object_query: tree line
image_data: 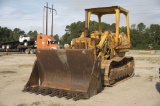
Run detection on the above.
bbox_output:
[0,27,38,42]
[0,21,160,49]
[60,21,160,50]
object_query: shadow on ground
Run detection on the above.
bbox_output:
[17,104,27,106]
[155,82,160,93]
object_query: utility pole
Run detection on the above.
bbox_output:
[44,2,57,36]
[44,2,48,35]
[51,4,54,36]
[42,6,45,48]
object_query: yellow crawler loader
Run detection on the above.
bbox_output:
[23,6,134,100]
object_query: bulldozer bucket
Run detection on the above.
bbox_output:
[23,49,101,100]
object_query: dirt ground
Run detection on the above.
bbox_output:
[0,50,160,106]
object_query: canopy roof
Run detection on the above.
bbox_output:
[85,6,128,15]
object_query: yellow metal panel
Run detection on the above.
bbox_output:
[87,11,91,29]
[98,15,102,32]
[115,9,120,43]
[126,13,130,44]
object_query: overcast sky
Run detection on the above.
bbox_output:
[0,0,160,36]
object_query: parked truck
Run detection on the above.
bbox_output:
[0,34,59,54]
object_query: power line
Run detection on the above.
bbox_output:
[0,3,160,22]
[0,8,159,19]
[43,2,57,35]
[0,3,160,13]
[0,8,160,18]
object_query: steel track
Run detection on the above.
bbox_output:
[101,56,134,86]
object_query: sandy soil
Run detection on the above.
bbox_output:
[0,50,160,106]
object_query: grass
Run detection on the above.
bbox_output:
[136,67,155,70]
[31,101,41,106]
[0,71,16,74]
[17,101,76,106]
[134,57,160,64]
[147,75,153,82]
[48,103,61,106]
[134,74,141,77]
[18,64,32,67]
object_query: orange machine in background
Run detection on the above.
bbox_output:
[37,34,59,49]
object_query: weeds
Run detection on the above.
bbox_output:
[18,64,32,67]
[31,101,41,106]
[137,67,155,70]
[147,75,153,82]
[48,103,61,106]
[47,103,75,106]
[0,71,16,74]
[134,74,140,77]
[22,101,72,106]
